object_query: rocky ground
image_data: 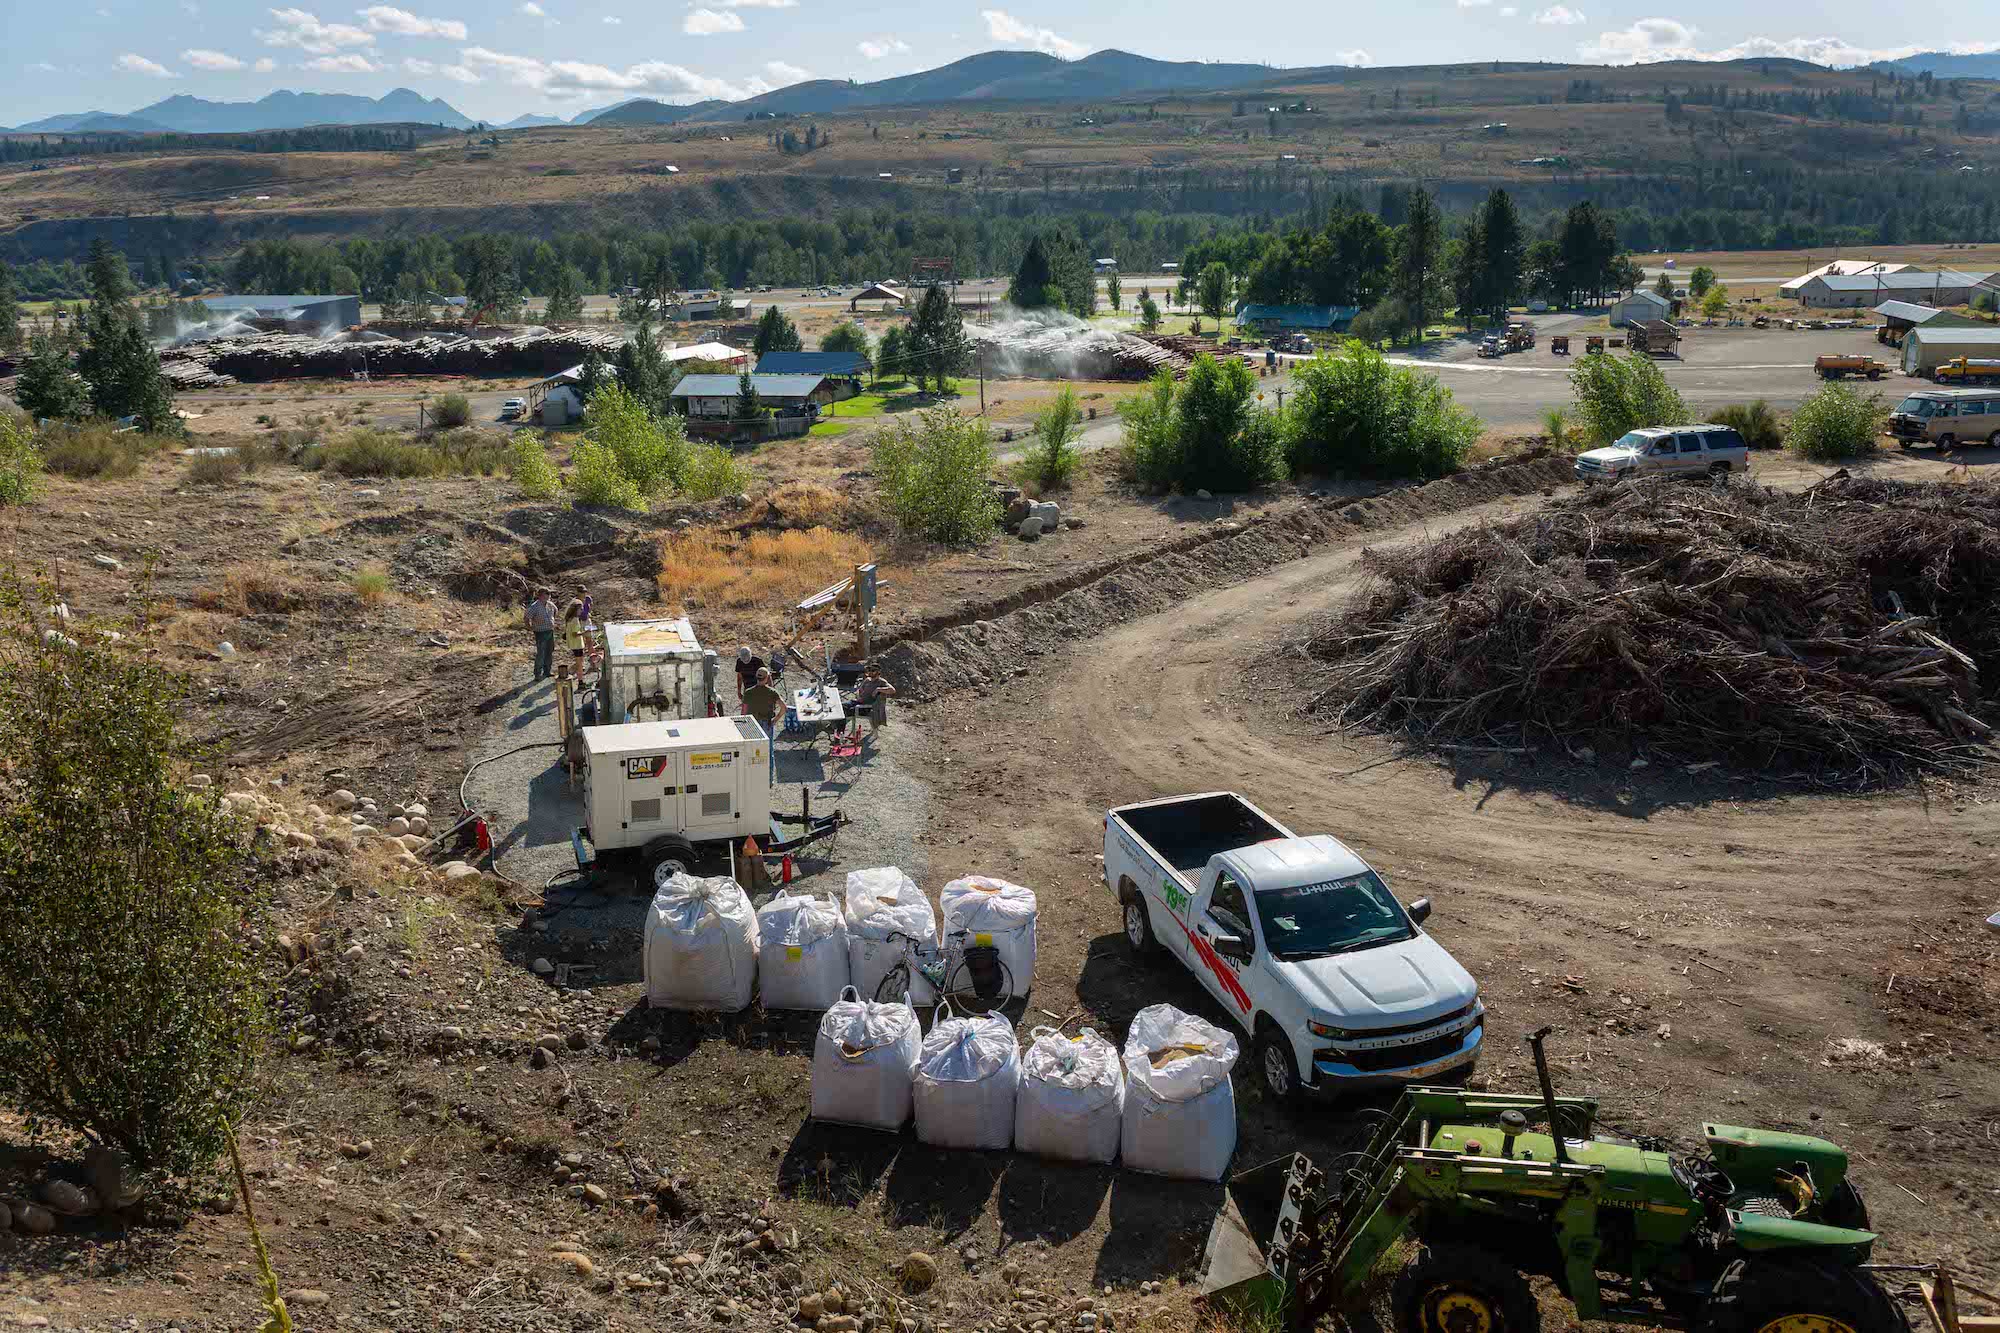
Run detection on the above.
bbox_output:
[1,433,1996,1333]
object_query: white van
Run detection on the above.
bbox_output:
[1886,388,2000,449]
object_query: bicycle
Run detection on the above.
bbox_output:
[873,928,1014,1014]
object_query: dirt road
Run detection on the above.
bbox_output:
[907,469,2000,1293]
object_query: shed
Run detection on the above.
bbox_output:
[1797,271,1993,309]
[1778,260,1909,298]
[1902,326,2000,376]
[1233,303,1358,332]
[1606,289,1672,326]
[1872,301,1984,341]
[668,373,833,418]
[201,293,362,331]
[849,282,906,310]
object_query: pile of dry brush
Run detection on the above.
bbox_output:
[1305,475,2000,786]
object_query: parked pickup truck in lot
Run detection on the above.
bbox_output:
[1103,792,1484,1102]
[1573,423,1749,483]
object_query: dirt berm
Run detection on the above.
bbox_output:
[879,454,1576,699]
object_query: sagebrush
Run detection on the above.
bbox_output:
[871,408,1000,544]
[1786,383,1886,462]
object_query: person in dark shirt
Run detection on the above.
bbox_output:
[734,644,763,701]
[741,668,786,786]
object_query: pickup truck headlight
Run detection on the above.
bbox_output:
[1308,1021,1356,1040]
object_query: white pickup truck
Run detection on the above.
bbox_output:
[1573,422,1750,483]
[1104,792,1484,1102]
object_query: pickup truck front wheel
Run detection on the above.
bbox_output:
[1255,1021,1301,1103]
[1121,894,1161,957]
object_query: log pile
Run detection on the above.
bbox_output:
[158,327,629,389]
[1302,475,2000,786]
[969,320,1189,381]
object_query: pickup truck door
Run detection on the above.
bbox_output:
[1643,439,1678,474]
[1675,433,1709,473]
[1184,866,1258,1021]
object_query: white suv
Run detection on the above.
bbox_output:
[1574,424,1750,483]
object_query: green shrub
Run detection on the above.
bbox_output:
[0,575,269,1176]
[430,392,472,429]
[187,451,243,486]
[1015,385,1083,493]
[586,380,684,495]
[871,408,1000,544]
[431,428,509,477]
[353,564,390,603]
[1568,352,1691,444]
[1711,400,1784,450]
[1284,341,1480,480]
[40,422,161,479]
[1541,405,1574,451]
[1786,383,1886,462]
[567,439,647,510]
[313,428,437,478]
[0,413,41,506]
[1120,356,1288,493]
[679,442,751,502]
[507,434,561,499]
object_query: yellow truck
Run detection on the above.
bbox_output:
[1813,353,1886,381]
[1933,357,2000,384]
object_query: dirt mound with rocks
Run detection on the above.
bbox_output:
[1300,474,2000,786]
[879,455,1575,699]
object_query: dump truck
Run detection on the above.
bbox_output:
[1816,353,1888,381]
[1933,357,2000,384]
[1505,321,1535,350]
[1550,335,1570,355]
[1200,1027,1917,1333]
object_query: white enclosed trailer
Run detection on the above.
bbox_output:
[597,618,721,724]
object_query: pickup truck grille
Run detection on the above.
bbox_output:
[1340,1021,1481,1073]
[1347,1001,1477,1043]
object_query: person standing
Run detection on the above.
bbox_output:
[741,666,786,787]
[854,660,897,746]
[734,645,764,702]
[526,587,557,681]
[561,600,588,680]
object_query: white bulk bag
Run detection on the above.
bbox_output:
[913,1003,1020,1151]
[843,867,938,1006]
[939,875,1038,999]
[1014,1026,1124,1165]
[756,892,851,1011]
[643,873,758,1012]
[810,987,921,1131]
[1120,1004,1239,1181]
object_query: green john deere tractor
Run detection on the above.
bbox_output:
[1201,1027,1909,1333]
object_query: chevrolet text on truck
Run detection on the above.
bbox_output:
[1103,792,1483,1102]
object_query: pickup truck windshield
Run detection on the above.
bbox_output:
[1609,431,1654,451]
[1255,872,1415,960]
[1895,398,1938,417]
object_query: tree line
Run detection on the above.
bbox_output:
[11,241,178,431]
[0,124,432,164]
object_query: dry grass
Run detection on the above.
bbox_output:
[748,481,862,531]
[192,564,313,616]
[656,526,873,614]
[353,563,391,605]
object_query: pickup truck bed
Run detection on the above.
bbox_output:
[1115,793,1284,883]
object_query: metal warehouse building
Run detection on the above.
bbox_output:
[201,294,362,330]
[1901,326,2000,376]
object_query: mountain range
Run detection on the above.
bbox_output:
[1872,50,2000,80]
[10,87,475,134]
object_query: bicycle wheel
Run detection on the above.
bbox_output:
[944,954,1015,1015]
[873,962,912,1005]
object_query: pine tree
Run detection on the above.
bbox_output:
[907,285,967,394]
[1107,269,1122,312]
[734,370,765,421]
[0,260,20,353]
[1009,236,1056,309]
[615,321,673,414]
[1395,189,1444,337]
[86,239,133,307]
[14,334,90,422]
[544,266,585,323]
[752,305,802,357]
[1475,188,1525,325]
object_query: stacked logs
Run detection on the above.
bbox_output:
[158,327,630,388]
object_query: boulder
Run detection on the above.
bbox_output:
[408,817,430,836]
[1029,500,1062,529]
[442,862,480,881]
[386,817,411,836]
[39,1180,98,1217]
[1017,516,1044,541]
[902,1251,938,1292]
[13,1202,56,1234]
[329,790,357,811]
[406,803,428,817]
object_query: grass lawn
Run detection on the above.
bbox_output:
[806,375,978,435]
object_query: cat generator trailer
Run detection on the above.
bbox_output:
[577,717,773,885]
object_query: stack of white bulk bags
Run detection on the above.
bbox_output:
[843,867,938,1005]
[938,875,1038,999]
[913,1003,1021,1151]
[756,892,850,1011]
[810,987,922,1130]
[643,873,758,1012]
[1119,1004,1239,1181]
[1014,1027,1124,1165]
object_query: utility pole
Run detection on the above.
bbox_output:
[977,344,986,417]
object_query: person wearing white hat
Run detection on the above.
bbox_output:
[733,644,763,702]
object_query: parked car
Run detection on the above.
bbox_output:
[500,397,528,419]
[1104,792,1484,1101]
[1886,388,2000,449]
[1573,423,1750,482]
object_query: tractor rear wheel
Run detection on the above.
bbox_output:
[1699,1256,1907,1333]
[1394,1241,1540,1333]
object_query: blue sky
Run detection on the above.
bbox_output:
[5,0,1992,124]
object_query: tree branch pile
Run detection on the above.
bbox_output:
[1303,475,2000,786]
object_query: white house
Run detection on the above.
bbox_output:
[1607,289,1673,326]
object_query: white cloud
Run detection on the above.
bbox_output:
[718,0,797,6]
[459,44,771,100]
[1579,22,2000,66]
[1499,5,1517,14]
[438,61,479,81]
[404,56,479,81]
[1336,49,1372,66]
[1456,0,1490,7]
[857,36,909,59]
[980,9,1085,59]
[117,53,176,77]
[182,48,247,69]
[302,52,381,72]
[602,13,619,20]
[1534,5,1585,24]
[259,8,375,53]
[30,61,61,72]
[254,56,277,71]
[359,6,468,38]
[765,59,811,83]
[518,1,543,12]
[683,7,744,34]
